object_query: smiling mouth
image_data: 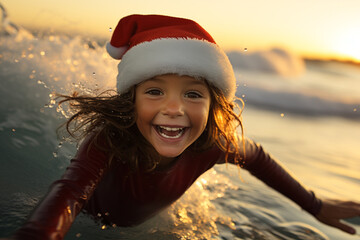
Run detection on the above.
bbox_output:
[156,125,186,139]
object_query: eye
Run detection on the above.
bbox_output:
[145,89,163,96]
[185,91,202,99]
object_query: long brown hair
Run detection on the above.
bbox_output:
[57,80,244,171]
[195,81,245,167]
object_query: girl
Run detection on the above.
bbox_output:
[10,14,360,239]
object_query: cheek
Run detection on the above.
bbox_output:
[135,96,152,120]
[136,105,148,120]
[135,105,152,129]
[192,105,210,129]
[135,100,150,131]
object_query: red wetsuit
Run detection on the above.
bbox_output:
[13,135,321,239]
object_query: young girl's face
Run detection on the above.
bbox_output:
[135,74,211,161]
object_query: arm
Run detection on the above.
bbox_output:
[12,134,109,240]
[226,137,360,235]
[237,138,322,215]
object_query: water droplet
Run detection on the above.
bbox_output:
[109,27,112,32]
[280,113,285,117]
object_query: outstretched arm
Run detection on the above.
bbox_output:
[223,137,360,235]
[11,133,109,240]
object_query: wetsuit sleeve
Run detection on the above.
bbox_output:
[222,137,322,216]
[12,134,109,240]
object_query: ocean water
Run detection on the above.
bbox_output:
[1,5,360,240]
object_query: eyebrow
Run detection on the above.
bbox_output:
[145,77,164,83]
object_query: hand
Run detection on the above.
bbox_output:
[315,199,360,235]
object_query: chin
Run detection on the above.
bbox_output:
[156,148,185,158]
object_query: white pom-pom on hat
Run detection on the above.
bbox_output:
[105,43,128,60]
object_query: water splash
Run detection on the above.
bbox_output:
[0,7,117,120]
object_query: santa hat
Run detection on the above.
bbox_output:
[106,14,236,100]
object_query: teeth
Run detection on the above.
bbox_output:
[160,126,183,131]
[157,126,185,139]
[159,131,183,139]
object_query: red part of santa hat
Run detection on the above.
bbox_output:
[106,14,236,100]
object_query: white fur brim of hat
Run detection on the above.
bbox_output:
[109,38,236,100]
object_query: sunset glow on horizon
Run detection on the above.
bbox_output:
[2,0,360,63]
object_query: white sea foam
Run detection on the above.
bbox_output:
[227,48,306,77]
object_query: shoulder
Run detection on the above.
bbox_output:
[75,131,110,167]
[214,137,265,166]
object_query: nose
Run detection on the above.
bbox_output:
[161,96,184,117]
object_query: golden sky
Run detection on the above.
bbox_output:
[3,0,360,62]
